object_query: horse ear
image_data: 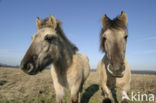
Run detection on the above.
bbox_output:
[49,14,57,29]
[102,14,110,28]
[36,17,41,30]
[119,11,127,26]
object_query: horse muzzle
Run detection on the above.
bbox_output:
[107,64,125,77]
[20,61,39,75]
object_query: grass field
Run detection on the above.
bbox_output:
[0,67,156,103]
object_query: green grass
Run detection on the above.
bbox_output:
[0,67,156,103]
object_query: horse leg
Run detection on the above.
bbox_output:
[102,83,113,103]
[78,81,84,103]
[53,82,64,103]
[111,89,118,103]
[70,82,81,103]
[71,87,80,103]
[78,92,81,103]
[51,68,65,103]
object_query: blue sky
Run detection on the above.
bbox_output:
[0,0,156,70]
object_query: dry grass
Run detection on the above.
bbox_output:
[0,67,156,103]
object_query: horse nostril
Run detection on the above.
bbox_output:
[27,63,34,73]
[20,62,34,73]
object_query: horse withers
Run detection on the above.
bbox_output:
[20,14,90,103]
[97,11,131,103]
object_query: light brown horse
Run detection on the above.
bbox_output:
[20,14,90,103]
[97,11,131,103]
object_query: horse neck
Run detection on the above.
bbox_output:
[54,46,74,71]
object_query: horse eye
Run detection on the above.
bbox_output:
[45,35,58,43]
[124,35,128,40]
[103,37,106,41]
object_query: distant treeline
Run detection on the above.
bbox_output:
[131,70,156,75]
[0,63,19,68]
[91,69,156,75]
[90,69,156,75]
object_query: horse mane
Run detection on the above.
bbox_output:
[56,21,79,54]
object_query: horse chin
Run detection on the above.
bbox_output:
[109,72,124,78]
[24,67,38,75]
[112,74,124,78]
[26,66,45,75]
[27,71,38,75]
